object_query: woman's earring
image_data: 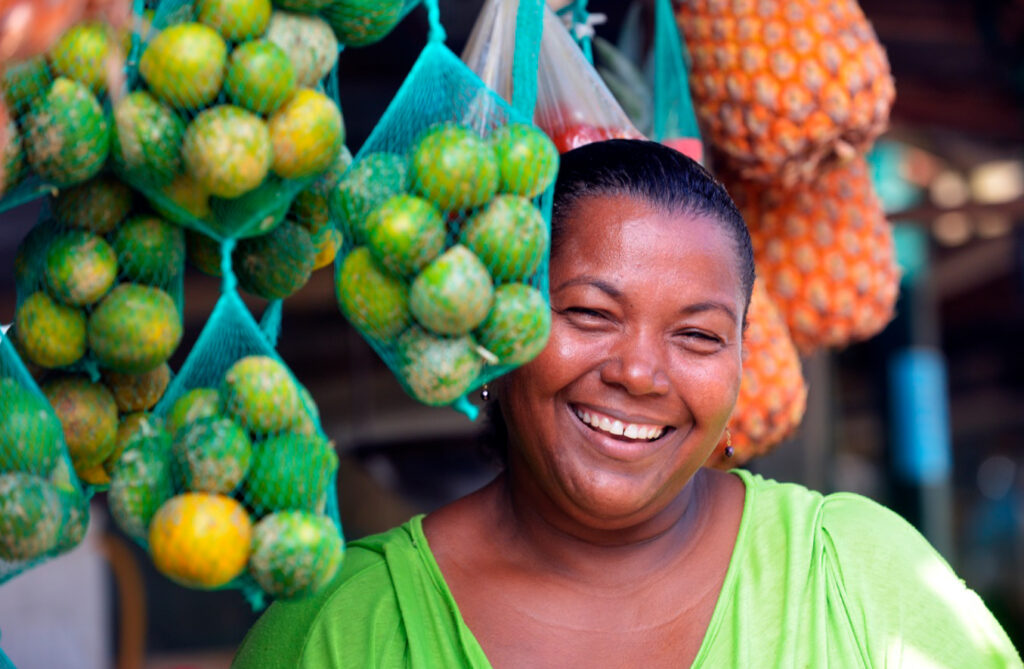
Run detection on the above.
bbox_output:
[724,428,734,459]
[480,384,491,401]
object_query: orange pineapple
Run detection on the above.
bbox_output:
[676,0,894,184]
[707,279,806,468]
[726,157,900,355]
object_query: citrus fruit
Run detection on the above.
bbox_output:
[48,22,116,95]
[410,244,494,336]
[236,220,315,300]
[474,283,550,366]
[196,0,271,41]
[88,283,183,374]
[323,0,403,47]
[182,105,272,199]
[311,227,341,270]
[53,175,133,234]
[14,220,56,292]
[207,177,292,239]
[165,388,222,437]
[243,432,337,515]
[222,356,304,435]
[225,40,295,114]
[111,216,185,286]
[24,77,110,186]
[0,378,63,476]
[265,11,338,87]
[268,89,344,180]
[397,327,483,406]
[365,195,445,277]
[185,230,222,277]
[330,152,407,244]
[77,461,110,486]
[3,56,51,116]
[461,195,548,282]
[274,0,334,12]
[249,511,344,599]
[335,246,410,340]
[411,124,498,211]
[0,119,24,197]
[42,375,119,471]
[151,174,213,226]
[108,429,173,541]
[43,231,118,307]
[53,488,90,553]
[103,363,172,413]
[14,292,87,369]
[111,91,186,187]
[490,123,558,199]
[139,23,227,109]
[105,412,164,474]
[0,473,62,561]
[148,493,252,589]
[291,144,353,234]
[173,416,252,494]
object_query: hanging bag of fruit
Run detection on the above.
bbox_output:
[463,0,642,155]
[11,191,184,490]
[0,330,90,585]
[332,0,557,419]
[107,246,344,609]
[0,7,129,213]
[649,0,702,163]
[115,0,345,242]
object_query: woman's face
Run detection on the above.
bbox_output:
[500,193,745,529]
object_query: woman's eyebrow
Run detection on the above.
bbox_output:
[551,276,622,297]
[680,301,738,324]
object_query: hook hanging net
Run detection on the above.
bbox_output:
[332,0,557,419]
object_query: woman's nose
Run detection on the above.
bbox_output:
[599,333,671,396]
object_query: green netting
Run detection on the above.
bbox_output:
[0,329,90,586]
[0,15,132,214]
[332,0,556,420]
[109,248,344,608]
[11,183,184,489]
[555,0,595,63]
[116,0,346,240]
[0,634,13,669]
[323,0,414,48]
[651,0,702,161]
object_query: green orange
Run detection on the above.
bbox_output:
[111,91,186,187]
[165,388,222,437]
[0,378,63,476]
[265,11,338,87]
[110,216,185,286]
[103,363,172,413]
[108,429,173,541]
[474,283,550,366]
[249,511,344,599]
[48,22,116,95]
[268,89,344,180]
[490,123,558,198]
[88,283,183,374]
[410,245,494,336]
[0,473,62,561]
[236,221,315,300]
[225,40,295,114]
[330,152,407,244]
[335,246,410,340]
[42,375,119,471]
[139,23,227,109]
[15,292,87,369]
[222,356,304,435]
[182,105,272,199]
[53,175,133,235]
[411,124,498,211]
[43,231,119,307]
[24,77,110,186]
[460,195,549,282]
[323,0,403,47]
[365,195,445,277]
[397,327,483,406]
[196,0,271,41]
[243,432,337,515]
[173,417,252,494]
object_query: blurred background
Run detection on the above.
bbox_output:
[1,0,1023,666]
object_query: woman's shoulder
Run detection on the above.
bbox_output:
[231,519,423,668]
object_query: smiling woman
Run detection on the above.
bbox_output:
[232,141,1021,668]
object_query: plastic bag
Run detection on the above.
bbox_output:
[107,248,343,607]
[0,330,90,585]
[11,183,184,487]
[463,1,642,155]
[116,0,345,240]
[332,0,556,419]
[0,16,130,214]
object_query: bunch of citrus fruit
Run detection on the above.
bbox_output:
[334,121,557,406]
[118,1,346,237]
[107,354,343,598]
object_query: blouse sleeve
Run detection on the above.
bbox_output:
[819,493,1022,668]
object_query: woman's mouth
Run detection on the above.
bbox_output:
[572,405,670,442]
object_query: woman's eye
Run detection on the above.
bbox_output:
[566,307,605,319]
[678,330,723,349]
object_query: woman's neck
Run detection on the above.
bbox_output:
[483,466,716,588]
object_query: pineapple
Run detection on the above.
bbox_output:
[726,157,900,355]
[677,0,894,184]
[707,280,807,468]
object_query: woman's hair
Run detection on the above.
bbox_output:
[551,139,755,308]
[482,139,755,466]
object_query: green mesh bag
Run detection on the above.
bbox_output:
[11,182,184,488]
[115,0,345,240]
[332,0,556,419]
[0,16,131,214]
[321,0,420,48]
[109,246,344,608]
[0,329,90,586]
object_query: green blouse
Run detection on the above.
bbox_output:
[232,470,1022,667]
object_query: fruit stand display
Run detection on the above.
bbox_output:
[0,0,905,650]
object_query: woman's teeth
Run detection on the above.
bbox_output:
[573,407,666,441]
